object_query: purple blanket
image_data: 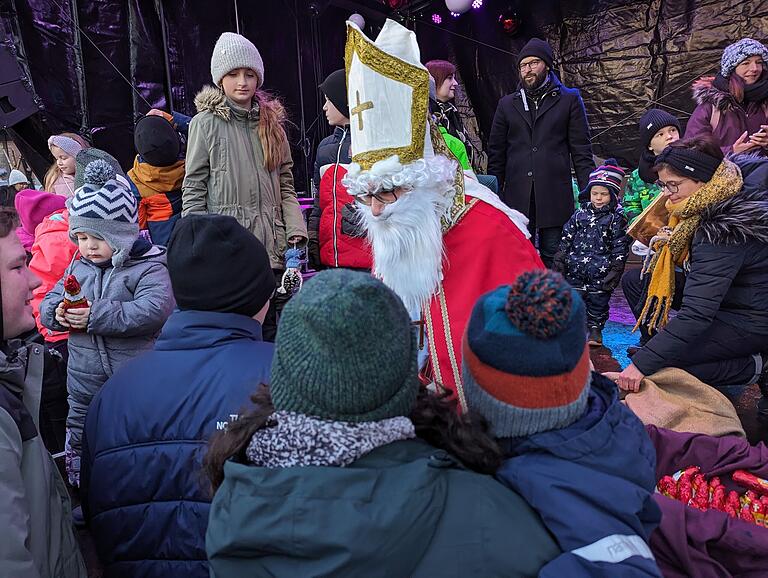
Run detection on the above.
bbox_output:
[646,426,768,577]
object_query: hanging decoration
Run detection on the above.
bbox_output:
[445,0,473,14]
[349,13,366,29]
[498,5,522,37]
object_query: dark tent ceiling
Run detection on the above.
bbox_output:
[1,0,767,190]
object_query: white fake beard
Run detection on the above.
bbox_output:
[359,186,453,313]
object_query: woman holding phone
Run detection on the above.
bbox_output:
[685,38,768,155]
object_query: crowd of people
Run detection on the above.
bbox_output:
[0,15,767,578]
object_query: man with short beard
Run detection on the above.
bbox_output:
[344,19,543,409]
[488,38,594,268]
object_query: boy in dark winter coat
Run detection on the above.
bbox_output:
[308,69,371,270]
[554,159,630,345]
[128,111,190,246]
[624,109,681,223]
[463,270,662,578]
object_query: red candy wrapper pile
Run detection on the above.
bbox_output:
[656,467,768,527]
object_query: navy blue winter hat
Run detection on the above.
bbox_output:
[579,158,625,203]
[517,38,553,69]
[638,109,680,151]
[167,214,275,317]
[654,146,721,183]
[462,269,591,438]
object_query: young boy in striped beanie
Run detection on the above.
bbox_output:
[39,156,175,486]
[552,159,630,346]
[462,269,662,576]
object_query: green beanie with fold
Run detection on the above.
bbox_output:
[270,269,419,422]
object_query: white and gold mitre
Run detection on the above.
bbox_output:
[345,19,433,171]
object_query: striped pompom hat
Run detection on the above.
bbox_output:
[68,159,139,267]
[578,158,625,204]
[462,269,591,438]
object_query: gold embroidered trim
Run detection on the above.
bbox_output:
[429,119,466,231]
[436,282,466,412]
[445,198,477,232]
[345,26,429,170]
[424,303,443,387]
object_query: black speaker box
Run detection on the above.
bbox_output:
[0,43,39,129]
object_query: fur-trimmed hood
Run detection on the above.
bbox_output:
[194,85,232,120]
[698,154,768,245]
[692,82,738,112]
[193,85,287,125]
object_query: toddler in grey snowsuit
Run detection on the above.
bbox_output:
[41,158,175,486]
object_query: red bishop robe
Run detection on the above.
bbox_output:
[423,197,544,410]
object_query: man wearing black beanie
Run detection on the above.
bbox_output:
[488,37,595,268]
[81,214,275,577]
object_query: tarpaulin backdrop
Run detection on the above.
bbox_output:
[2,0,768,191]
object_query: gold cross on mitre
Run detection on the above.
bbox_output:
[345,18,429,171]
[351,91,374,130]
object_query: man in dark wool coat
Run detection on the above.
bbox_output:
[488,38,595,268]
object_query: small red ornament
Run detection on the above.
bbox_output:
[63,275,88,311]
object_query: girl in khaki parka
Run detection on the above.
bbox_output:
[183,32,307,340]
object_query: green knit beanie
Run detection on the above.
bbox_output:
[270,269,419,422]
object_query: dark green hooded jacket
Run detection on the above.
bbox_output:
[206,439,559,577]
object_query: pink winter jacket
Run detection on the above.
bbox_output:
[29,209,76,342]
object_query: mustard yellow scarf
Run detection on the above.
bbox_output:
[634,160,742,333]
[128,158,185,198]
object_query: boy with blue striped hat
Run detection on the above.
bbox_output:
[553,159,631,345]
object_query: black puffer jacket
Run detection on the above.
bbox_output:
[632,155,768,375]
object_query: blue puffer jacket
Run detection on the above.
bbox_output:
[496,373,663,577]
[81,310,273,578]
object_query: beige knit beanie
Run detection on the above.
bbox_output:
[210,32,265,88]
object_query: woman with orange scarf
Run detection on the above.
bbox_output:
[617,137,768,415]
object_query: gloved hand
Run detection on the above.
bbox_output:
[551,251,567,274]
[601,266,625,292]
[307,232,322,271]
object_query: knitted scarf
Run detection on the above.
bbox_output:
[634,160,743,333]
[127,158,185,198]
[246,411,415,468]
